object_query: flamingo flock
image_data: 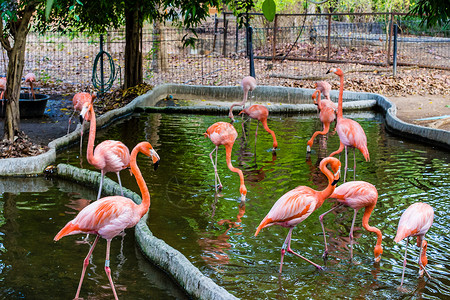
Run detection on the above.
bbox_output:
[54,69,435,299]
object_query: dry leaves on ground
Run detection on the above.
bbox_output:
[0,131,49,159]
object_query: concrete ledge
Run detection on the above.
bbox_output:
[56,163,238,300]
[1,84,448,177]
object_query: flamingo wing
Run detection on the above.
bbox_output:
[255,186,317,235]
[54,196,140,241]
[331,181,377,209]
[94,140,131,172]
[394,202,434,242]
[205,122,237,146]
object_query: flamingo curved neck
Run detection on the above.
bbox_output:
[261,120,278,149]
[362,205,383,248]
[225,144,247,197]
[86,106,101,167]
[130,147,150,217]
[317,164,336,208]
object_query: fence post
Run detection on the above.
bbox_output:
[387,12,394,66]
[248,26,255,77]
[327,14,331,61]
[272,14,278,62]
[223,13,228,56]
[393,24,398,76]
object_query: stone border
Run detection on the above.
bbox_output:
[1,83,449,176]
[56,163,238,300]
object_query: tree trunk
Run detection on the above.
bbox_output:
[124,2,143,89]
[2,5,35,141]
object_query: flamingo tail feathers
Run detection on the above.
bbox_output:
[54,222,80,241]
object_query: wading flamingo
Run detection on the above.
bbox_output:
[54,141,160,300]
[327,67,369,181]
[81,102,130,200]
[319,181,382,262]
[306,89,337,153]
[24,72,36,100]
[239,104,278,151]
[394,202,434,286]
[204,122,247,202]
[254,157,341,273]
[229,76,257,122]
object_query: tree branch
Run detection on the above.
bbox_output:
[0,19,13,52]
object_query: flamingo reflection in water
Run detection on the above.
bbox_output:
[198,198,246,269]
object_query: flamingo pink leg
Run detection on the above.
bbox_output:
[319,203,343,260]
[75,235,100,299]
[400,237,409,286]
[279,227,323,273]
[116,171,124,196]
[349,209,359,260]
[105,239,119,300]
[209,146,223,191]
[255,120,259,146]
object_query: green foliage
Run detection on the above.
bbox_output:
[408,0,450,28]
[262,0,276,22]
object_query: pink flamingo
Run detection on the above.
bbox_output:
[67,92,95,134]
[54,141,160,300]
[315,81,332,102]
[327,67,370,181]
[306,88,337,153]
[81,102,131,200]
[254,157,341,273]
[229,76,257,122]
[239,104,278,151]
[24,73,36,100]
[204,121,247,202]
[319,181,383,262]
[394,202,434,286]
[0,77,6,113]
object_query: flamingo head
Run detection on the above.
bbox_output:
[326,67,343,76]
[80,102,93,122]
[312,90,320,105]
[419,240,428,273]
[240,185,247,203]
[374,244,383,263]
[320,157,341,185]
[138,142,160,171]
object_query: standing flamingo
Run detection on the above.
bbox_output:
[319,181,383,262]
[0,77,6,100]
[327,67,370,181]
[24,72,36,100]
[54,141,160,300]
[81,102,130,200]
[394,202,434,286]
[204,121,247,202]
[239,104,278,151]
[229,76,257,122]
[67,92,95,134]
[254,157,341,273]
[306,89,337,153]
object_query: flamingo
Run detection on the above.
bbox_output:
[306,89,337,153]
[319,181,383,262]
[315,81,332,102]
[394,202,434,286]
[229,76,257,122]
[67,92,95,135]
[327,67,370,181]
[204,121,247,202]
[254,157,341,273]
[54,141,160,300]
[81,102,131,200]
[24,72,36,100]
[0,77,6,113]
[239,104,278,151]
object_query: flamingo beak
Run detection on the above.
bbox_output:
[332,167,341,185]
[150,149,160,171]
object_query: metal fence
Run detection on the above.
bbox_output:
[0,12,448,92]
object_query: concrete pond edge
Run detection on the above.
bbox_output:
[56,163,238,300]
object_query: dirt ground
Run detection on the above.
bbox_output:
[389,94,450,131]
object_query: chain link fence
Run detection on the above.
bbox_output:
[0,13,448,92]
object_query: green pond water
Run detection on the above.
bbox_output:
[1,110,450,299]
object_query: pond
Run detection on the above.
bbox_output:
[3,109,450,299]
